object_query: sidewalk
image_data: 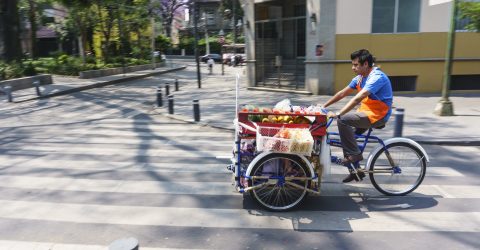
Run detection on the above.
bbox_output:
[2,62,479,145]
[3,65,186,103]
[156,65,480,146]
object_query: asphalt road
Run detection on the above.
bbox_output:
[0,73,479,250]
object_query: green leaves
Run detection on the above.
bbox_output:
[459,1,480,32]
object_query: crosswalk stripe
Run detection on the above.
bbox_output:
[0,176,237,195]
[4,143,229,154]
[2,127,232,137]
[328,165,464,176]
[0,240,190,250]
[2,138,233,146]
[0,159,229,173]
[0,175,478,198]
[0,200,478,232]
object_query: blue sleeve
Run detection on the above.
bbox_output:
[348,76,360,89]
[363,73,385,93]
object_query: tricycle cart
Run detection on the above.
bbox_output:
[230,110,328,211]
[229,75,429,211]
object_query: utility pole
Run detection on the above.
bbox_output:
[150,1,156,70]
[434,0,457,116]
[232,0,237,44]
[116,6,126,75]
[193,0,202,88]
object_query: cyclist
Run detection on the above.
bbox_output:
[322,49,393,183]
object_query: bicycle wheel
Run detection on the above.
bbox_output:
[369,142,427,196]
[248,153,311,211]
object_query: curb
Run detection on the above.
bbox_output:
[13,66,187,103]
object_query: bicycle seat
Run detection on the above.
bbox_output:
[374,124,385,129]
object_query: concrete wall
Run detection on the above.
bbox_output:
[0,74,52,92]
[305,0,337,94]
[244,0,256,87]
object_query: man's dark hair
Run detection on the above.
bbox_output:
[351,49,375,67]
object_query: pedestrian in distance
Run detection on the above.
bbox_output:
[207,58,214,75]
[231,55,236,67]
[321,49,393,183]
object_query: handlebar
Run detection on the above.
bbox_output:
[320,107,335,129]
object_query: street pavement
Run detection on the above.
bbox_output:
[4,60,478,145]
[0,60,479,249]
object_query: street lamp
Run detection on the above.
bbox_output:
[193,0,201,88]
[201,13,210,55]
[219,29,225,75]
[434,0,457,116]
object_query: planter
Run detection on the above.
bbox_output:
[79,62,166,79]
[0,74,52,92]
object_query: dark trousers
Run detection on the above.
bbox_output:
[337,112,386,157]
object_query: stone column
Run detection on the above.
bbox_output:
[243,0,256,87]
[305,0,336,95]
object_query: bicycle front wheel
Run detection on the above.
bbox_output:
[369,142,427,196]
[248,153,311,211]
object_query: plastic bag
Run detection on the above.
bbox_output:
[274,99,292,112]
[319,135,331,178]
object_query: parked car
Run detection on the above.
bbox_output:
[200,54,222,63]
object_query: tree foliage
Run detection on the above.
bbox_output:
[459,1,480,31]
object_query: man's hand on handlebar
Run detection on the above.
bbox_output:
[327,111,338,119]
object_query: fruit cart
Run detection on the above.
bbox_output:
[230,108,328,211]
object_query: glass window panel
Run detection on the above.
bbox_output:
[397,0,420,32]
[372,0,396,33]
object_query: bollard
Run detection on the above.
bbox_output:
[193,99,200,122]
[165,83,170,96]
[33,80,41,96]
[168,95,174,114]
[108,237,139,250]
[174,79,179,91]
[3,85,13,102]
[393,108,405,137]
[156,87,163,107]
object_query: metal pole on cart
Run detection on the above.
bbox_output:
[234,73,241,188]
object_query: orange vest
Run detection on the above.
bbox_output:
[356,76,389,124]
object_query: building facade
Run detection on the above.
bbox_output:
[242,0,480,94]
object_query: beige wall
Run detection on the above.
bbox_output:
[334,32,480,93]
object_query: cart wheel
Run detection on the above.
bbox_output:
[248,153,311,211]
[368,142,427,196]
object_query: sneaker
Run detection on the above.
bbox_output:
[342,169,366,183]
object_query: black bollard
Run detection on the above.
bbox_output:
[393,108,405,137]
[193,99,200,122]
[3,85,13,102]
[156,87,163,107]
[165,83,170,96]
[168,95,174,114]
[33,80,41,96]
[108,237,139,250]
[175,79,179,91]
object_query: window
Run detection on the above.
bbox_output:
[372,0,421,33]
[389,76,417,91]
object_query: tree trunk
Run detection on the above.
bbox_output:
[78,35,85,64]
[28,0,37,58]
[2,0,23,62]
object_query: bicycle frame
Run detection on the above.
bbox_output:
[325,118,396,172]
